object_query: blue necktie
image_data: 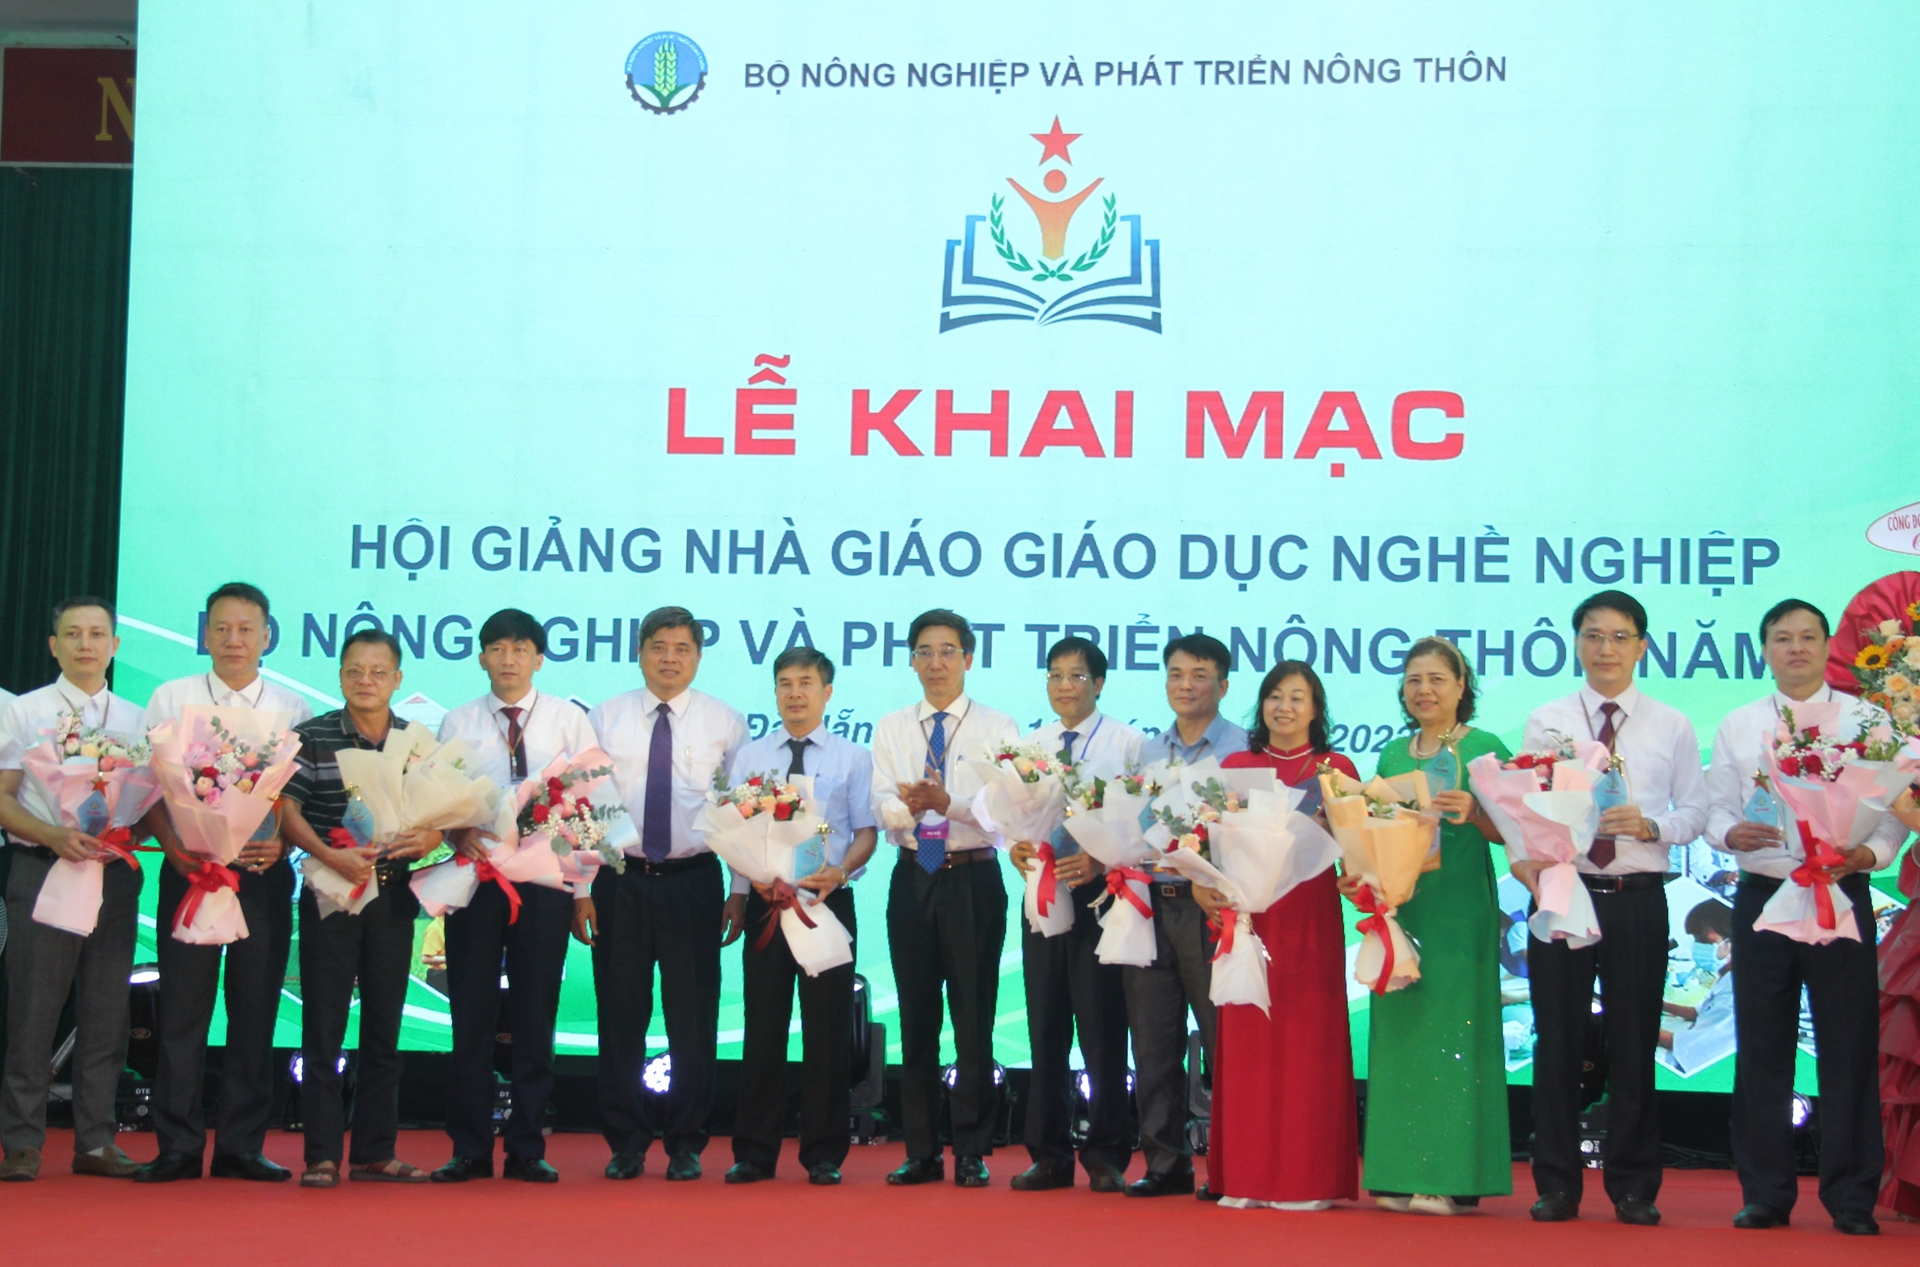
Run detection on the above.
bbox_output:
[642,704,673,862]
[1058,729,1079,764]
[916,711,950,874]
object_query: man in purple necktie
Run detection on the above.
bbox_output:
[581,607,746,1182]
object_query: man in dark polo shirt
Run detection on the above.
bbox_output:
[278,628,440,1188]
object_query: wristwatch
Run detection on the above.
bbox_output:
[1643,818,1661,843]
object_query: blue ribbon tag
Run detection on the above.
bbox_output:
[76,787,110,838]
[1049,823,1079,857]
[1423,747,1460,795]
[1592,768,1631,813]
[248,805,279,843]
[1293,781,1324,817]
[1744,783,1782,829]
[792,830,826,883]
[341,796,377,847]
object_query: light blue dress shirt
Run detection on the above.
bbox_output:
[726,724,878,889]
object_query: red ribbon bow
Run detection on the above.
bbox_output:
[456,854,522,924]
[1208,908,1239,962]
[1789,819,1845,932]
[1104,867,1153,919]
[752,879,818,951]
[328,827,372,900]
[1349,885,1397,995]
[95,826,159,870]
[175,858,240,933]
[1034,842,1059,917]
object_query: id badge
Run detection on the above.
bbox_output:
[1592,767,1631,814]
[914,817,949,845]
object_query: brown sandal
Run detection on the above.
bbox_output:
[349,1159,430,1183]
[300,1160,340,1188]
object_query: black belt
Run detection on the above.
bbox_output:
[10,843,56,861]
[628,852,720,877]
[1738,870,1867,895]
[1157,882,1193,899]
[908,847,996,871]
[1580,871,1666,894]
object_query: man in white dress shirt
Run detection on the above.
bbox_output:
[580,606,745,1182]
[136,583,314,1184]
[871,609,1021,1188]
[429,609,597,1185]
[1705,598,1906,1236]
[0,597,152,1181]
[1517,591,1709,1227]
[1007,636,1142,1193]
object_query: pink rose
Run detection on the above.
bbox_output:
[241,752,259,769]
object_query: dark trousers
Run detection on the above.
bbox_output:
[1528,881,1667,1205]
[1,851,139,1154]
[733,885,857,1171]
[591,854,723,1160]
[1731,872,1882,1218]
[297,881,417,1165]
[1122,884,1216,1178]
[1023,879,1132,1174]
[888,851,1007,1159]
[444,878,571,1161]
[152,857,294,1159]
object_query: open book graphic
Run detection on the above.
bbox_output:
[940,214,1162,332]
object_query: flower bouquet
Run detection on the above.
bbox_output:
[969,741,1075,938]
[1319,767,1441,993]
[146,706,301,943]
[1851,609,1920,738]
[1062,766,1163,967]
[301,723,430,918]
[24,713,163,937]
[1755,702,1908,944]
[694,772,851,976]
[1469,734,1613,950]
[1143,763,1342,1012]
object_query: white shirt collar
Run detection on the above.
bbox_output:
[778,722,825,744]
[1579,682,1642,719]
[54,675,110,717]
[916,694,970,722]
[208,671,267,707]
[1053,709,1102,734]
[641,687,692,718]
[490,687,539,716]
[1771,684,1834,710]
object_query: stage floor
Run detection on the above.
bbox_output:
[4,1131,1914,1265]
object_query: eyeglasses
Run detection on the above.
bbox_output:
[1578,631,1643,648]
[1047,673,1092,686]
[912,646,964,664]
[342,668,394,684]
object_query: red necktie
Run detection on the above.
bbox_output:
[1590,701,1620,868]
[502,705,528,781]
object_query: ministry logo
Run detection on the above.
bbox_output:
[625,32,708,114]
[940,118,1162,333]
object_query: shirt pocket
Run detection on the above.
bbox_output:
[680,730,733,788]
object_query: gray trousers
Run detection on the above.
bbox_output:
[1122,884,1216,1177]
[2,849,139,1154]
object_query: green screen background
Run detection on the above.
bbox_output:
[110,1,1920,1093]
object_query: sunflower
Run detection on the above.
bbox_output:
[1857,644,1893,670]
[1907,600,1920,622]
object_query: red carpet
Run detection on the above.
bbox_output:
[4,1131,1916,1265]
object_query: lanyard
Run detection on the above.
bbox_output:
[1583,695,1631,754]
[206,672,262,707]
[1060,714,1103,760]
[920,700,971,779]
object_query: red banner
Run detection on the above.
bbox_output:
[1,47,136,166]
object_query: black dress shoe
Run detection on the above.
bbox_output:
[503,1155,559,1183]
[1531,1194,1579,1222]
[604,1151,645,1181]
[1086,1163,1124,1194]
[1833,1212,1880,1236]
[955,1156,990,1187]
[887,1156,944,1185]
[209,1152,290,1182]
[1733,1203,1791,1229]
[1010,1163,1073,1191]
[1126,1171,1195,1197]
[1196,1182,1221,1202]
[665,1153,702,1181]
[133,1152,203,1184]
[430,1155,493,1183]
[725,1161,774,1184]
[808,1163,841,1186]
[1615,1197,1661,1226]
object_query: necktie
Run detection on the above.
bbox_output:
[1058,729,1080,765]
[502,705,528,781]
[917,711,950,874]
[786,737,809,779]
[642,704,673,862]
[1590,701,1620,869]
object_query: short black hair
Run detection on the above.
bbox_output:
[1684,898,1734,942]
[1400,635,1477,725]
[206,582,271,624]
[51,595,116,633]
[773,646,835,685]
[908,608,974,655]
[1163,632,1231,677]
[1759,598,1828,641]
[1046,635,1107,681]
[479,608,546,655]
[342,626,403,667]
[1572,589,1647,638]
[638,605,701,648]
[1247,660,1332,753]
